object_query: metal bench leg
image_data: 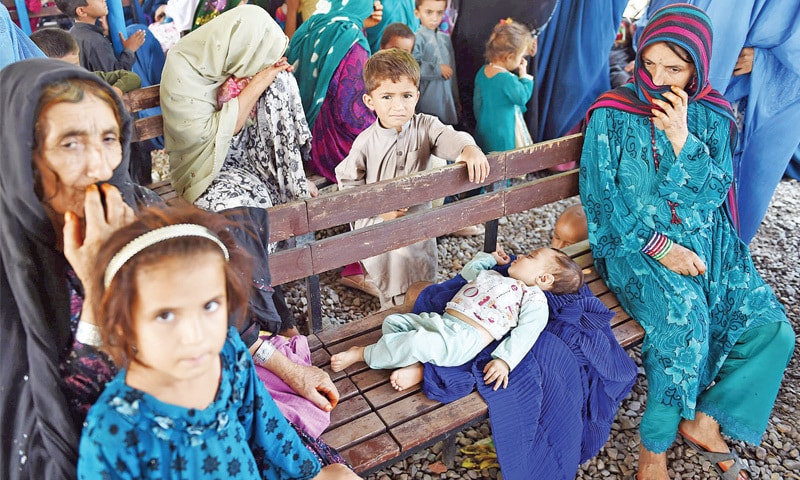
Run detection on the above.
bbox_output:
[306,274,323,333]
[294,232,323,334]
[442,435,457,469]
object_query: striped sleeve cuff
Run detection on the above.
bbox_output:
[641,232,673,260]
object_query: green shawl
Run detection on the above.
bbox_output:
[287,0,373,129]
[160,5,288,203]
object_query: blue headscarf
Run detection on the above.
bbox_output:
[0,3,45,70]
[535,0,627,140]
[287,0,374,129]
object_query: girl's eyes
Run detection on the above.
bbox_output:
[403,94,414,99]
[204,300,221,312]
[156,311,175,322]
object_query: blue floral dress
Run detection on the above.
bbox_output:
[78,327,321,479]
[579,104,787,423]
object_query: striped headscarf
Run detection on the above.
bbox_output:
[585,3,739,227]
[587,3,735,130]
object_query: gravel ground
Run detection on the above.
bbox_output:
[283,178,800,480]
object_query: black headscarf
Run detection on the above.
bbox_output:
[0,59,140,479]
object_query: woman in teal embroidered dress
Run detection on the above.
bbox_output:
[580,5,794,480]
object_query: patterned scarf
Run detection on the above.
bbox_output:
[287,0,374,129]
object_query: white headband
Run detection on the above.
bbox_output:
[104,224,230,288]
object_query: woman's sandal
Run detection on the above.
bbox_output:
[680,430,750,480]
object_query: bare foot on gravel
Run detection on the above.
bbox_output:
[637,444,670,480]
[330,346,365,372]
[390,363,424,391]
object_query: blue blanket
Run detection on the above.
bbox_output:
[416,273,637,480]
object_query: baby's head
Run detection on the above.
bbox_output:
[380,22,415,53]
[29,28,81,65]
[507,247,584,294]
[90,205,252,366]
[551,204,588,249]
[362,48,421,132]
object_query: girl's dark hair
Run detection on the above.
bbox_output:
[484,19,533,63]
[380,22,415,49]
[90,205,253,366]
[549,248,585,295]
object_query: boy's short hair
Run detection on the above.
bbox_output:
[29,28,79,58]
[379,22,415,50]
[548,248,585,295]
[363,48,421,93]
[415,0,446,8]
[54,0,88,19]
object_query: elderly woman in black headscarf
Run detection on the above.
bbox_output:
[0,59,351,479]
[0,58,155,479]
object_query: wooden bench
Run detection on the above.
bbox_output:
[123,86,644,475]
[267,135,644,474]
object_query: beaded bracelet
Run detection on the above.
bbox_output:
[75,321,103,347]
[253,339,276,366]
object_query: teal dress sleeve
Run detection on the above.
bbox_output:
[579,107,658,256]
[580,107,735,258]
[495,72,534,110]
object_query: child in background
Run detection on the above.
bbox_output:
[551,204,588,249]
[55,0,146,73]
[412,0,458,125]
[330,246,584,392]
[78,205,358,479]
[29,27,141,97]
[473,18,535,153]
[335,48,489,310]
[380,21,415,52]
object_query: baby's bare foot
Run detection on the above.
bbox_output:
[390,363,424,391]
[330,346,365,372]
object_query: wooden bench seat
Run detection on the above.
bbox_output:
[305,240,643,474]
[126,85,644,475]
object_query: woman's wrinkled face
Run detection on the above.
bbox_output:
[640,41,696,89]
[33,94,122,218]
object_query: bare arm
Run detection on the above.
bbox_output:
[233,58,292,134]
[249,338,339,411]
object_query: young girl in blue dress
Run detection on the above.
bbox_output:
[473,18,536,153]
[77,205,358,480]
